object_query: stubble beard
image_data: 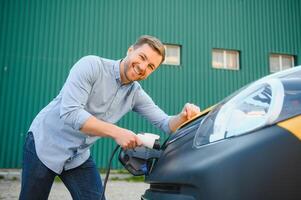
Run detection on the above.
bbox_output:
[123,60,133,84]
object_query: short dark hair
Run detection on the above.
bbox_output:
[133,35,165,64]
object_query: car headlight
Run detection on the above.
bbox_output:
[194,78,284,147]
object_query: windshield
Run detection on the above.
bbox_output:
[194,66,301,148]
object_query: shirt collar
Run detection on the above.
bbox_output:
[113,59,122,83]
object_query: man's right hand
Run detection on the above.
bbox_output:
[113,128,143,149]
[80,116,143,149]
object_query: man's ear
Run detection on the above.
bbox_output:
[127,45,134,55]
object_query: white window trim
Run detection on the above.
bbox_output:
[163,44,181,66]
[212,49,240,70]
[279,55,294,71]
[269,54,295,73]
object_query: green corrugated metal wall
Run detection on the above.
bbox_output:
[0,0,300,168]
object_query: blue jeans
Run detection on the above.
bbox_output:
[19,132,105,200]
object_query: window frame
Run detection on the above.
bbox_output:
[212,48,240,70]
[269,53,295,73]
[162,44,181,66]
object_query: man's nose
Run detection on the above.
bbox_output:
[137,63,147,74]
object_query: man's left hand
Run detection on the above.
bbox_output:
[180,103,201,120]
[169,103,201,132]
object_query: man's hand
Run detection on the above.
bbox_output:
[180,103,201,121]
[113,128,143,149]
[80,116,142,149]
[169,103,201,132]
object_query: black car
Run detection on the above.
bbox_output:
[120,66,301,200]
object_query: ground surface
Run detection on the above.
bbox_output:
[0,170,149,200]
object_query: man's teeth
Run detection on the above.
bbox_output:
[133,67,140,75]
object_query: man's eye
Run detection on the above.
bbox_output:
[148,65,154,70]
[140,55,145,60]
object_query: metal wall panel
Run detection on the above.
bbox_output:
[0,0,300,168]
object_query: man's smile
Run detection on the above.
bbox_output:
[133,65,141,75]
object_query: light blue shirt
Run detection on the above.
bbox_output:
[29,55,171,174]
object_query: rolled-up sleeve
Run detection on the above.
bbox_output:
[132,87,172,134]
[59,56,99,130]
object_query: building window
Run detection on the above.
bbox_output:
[212,49,239,70]
[163,44,181,65]
[269,54,294,73]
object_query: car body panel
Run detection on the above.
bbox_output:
[141,66,301,200]
[144,124,301,200]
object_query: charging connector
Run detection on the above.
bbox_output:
[137,133,160,149]
[100,133,161,200]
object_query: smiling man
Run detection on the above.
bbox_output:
[121,42,162,82]
[19,35,200,200]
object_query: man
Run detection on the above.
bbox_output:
[19,35,200,199]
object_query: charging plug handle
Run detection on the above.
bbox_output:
[137,133,161,149]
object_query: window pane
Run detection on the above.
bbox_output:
[226,51,239,69]
[270,55,280,73]
[282,55,293,70]
[212,49,224,68]
[212,49,239,70]
[163,45,180,65]
[269,54,294,73]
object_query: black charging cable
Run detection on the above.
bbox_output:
[100,145,120,200]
